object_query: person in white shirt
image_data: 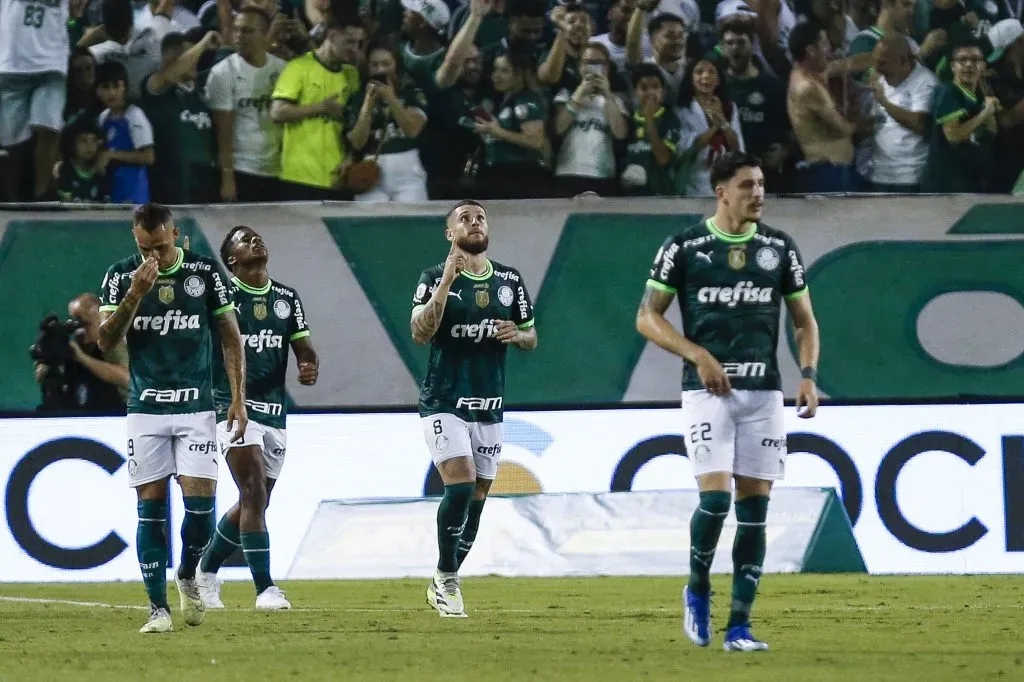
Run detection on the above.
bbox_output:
[676,57,745,196]
[0,0,71,199]
[592,0,653,71]
[867,34,937,192]
[135,0,199,33]
[89,0,174,101]
[626,1,689,105]
[552,42,629,196]
[206,7,286,202]
[715,0,797,79]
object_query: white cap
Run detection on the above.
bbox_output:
[987,19,1024,63]
[401,0,451,33]
[653,0,701,30]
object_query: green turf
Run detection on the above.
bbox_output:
[0,576,1022,681]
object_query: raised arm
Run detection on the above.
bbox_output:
[411,250,465,345]
[98,258,158,352]
[436,0,489,90]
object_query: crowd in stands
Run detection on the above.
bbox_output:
[0,0,1021,203]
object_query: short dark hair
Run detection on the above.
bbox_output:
[648,13,685,36]
[500,38,539,73]
[447,200,484,222]
[133,203,173,233]
[237,5,271,27]
[710,152,762,188]
[951,37,986,59]
[220,225,249,271]
[631,62,665,88]
[94,60,128,88]
[789,21,824,62]
[507,0,547,19]
[101,0,134,39]
[161,32,189,54]
[718,15,756,40]
[562,1,589,16]
[61,115,103,159]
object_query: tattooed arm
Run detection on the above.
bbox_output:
[411,248,466,345]
[98,257,158,352]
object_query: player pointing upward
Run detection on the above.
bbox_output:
[636,152,821,652]
[98,203,247,633]
[197,226,319,610]
[411,200,537,618]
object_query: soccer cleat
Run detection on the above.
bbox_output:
[426,571,467,618]
[255,586,291,610]
[682,586,711,647]
[723,625,769,652]
[138,606,174,634]
[175,573,206,626]
[196,571,225,609]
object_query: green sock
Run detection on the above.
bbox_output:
[178,496,215,580]
[456,498,486,570]
[241,531,274,594]
[728,495,769,628]
[437,483,474,573]
[137,500,169,610]
[687,491,732,597]
[201,515,240,574]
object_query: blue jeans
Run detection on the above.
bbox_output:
[796,162,866,194]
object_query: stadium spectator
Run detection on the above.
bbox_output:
[206,7,287,202]
[270,15,362,200]
[0,0,71,200]
[538,2,593,93]
[922,40,999,193]
[473,42,551,198]
[622,63,681,195]
[552,41,629,196]
[142,31,221,204]
[88,0,175,102]
[56,117,110,203]
[65,48,100,124]
[626,3,689,105]
[136,0,201,33]
[715,0,796,79]
[676,57,744,196]
[988,19,1024,193]
[716,16,791,191]
[867,34,937,192]
[592,0,653,71]
[799,0,860,56]
[788,21,863,193]
[96,61,155,204]
[344,41,430,202]
[400,0,452,82]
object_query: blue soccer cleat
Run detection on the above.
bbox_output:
[682,585,711,647]
[723,625,769,652]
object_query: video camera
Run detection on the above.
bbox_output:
[30,313,87,366]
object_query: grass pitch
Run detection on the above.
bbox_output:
[1,575,1022,681]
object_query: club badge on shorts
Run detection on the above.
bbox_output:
[158,285,174,305]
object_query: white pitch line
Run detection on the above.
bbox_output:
[0,596,148,610]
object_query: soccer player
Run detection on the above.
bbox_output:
[196,226,319,610]
[636,151,821,652]
[411,200,537,618]
[98,203,247,634]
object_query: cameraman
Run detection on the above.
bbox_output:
[33,293,128,413]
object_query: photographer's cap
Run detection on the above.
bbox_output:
[402,0,451,33]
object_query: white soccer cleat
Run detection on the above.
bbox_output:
[426,571,467,618]
[255,586,291,610]
[723,625,769,652]
[139,606,174,634]
[196,571,225,609]
[175,573,207,626]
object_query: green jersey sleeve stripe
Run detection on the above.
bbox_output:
[784,287,809,300]
[936,109,967,124]
[517,319,535,330]
[645,279,677,294]
[290,330,311,341]
[212,303,234,316]
[99,304,118,313]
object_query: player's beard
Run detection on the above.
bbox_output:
[457,234,489,255]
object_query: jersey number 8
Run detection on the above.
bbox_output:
[432,419,443,435]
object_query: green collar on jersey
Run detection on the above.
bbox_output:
[232,276,272,295]
[461,259,493,281]
[706,218,757,243]
[158,248,184,276]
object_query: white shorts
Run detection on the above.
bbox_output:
[681,389,787,481]
[355,149,428,203]
[421,414,503,480]
[0,72,66,147]
[216,420,288,480]
[125,411,219,487]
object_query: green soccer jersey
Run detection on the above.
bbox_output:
[482,90,547,167]
[413,259,535,423]
[626,107,682,196]
[725,72,789,157]
[140,75,216,202]
[212,277,310,430]
[99,247,233,415]
[344,83,429,155]
[923,82,994,193]
[646,219,809,392]
[56,162,110,203]
[401,43,445,89]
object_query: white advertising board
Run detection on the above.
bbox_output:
[0,404,1020,581]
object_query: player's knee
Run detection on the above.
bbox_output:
[238,475,268,509]
[473,479,492,501]
[734,475,772,499]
